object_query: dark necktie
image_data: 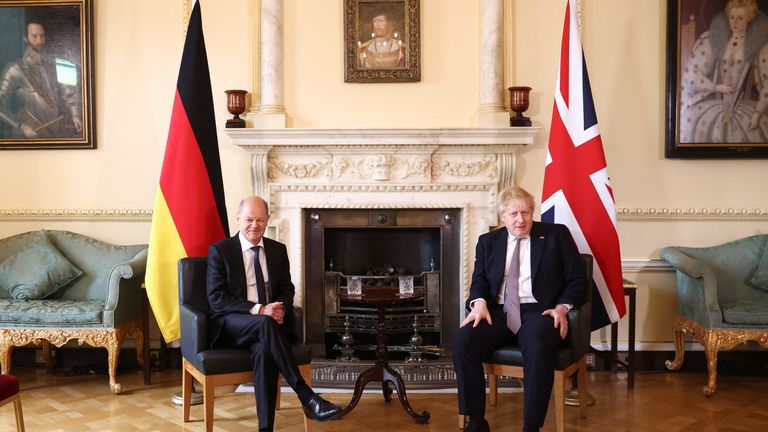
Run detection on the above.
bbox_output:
[251,245,267,304]
[503,237,522,333]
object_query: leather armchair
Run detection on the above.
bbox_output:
[458,254,593,432]
[178,257,313,432]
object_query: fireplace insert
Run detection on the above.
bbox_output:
[303,208,460,359]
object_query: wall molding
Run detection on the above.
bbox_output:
[2,206,766,224]
[617,207,768,222]
[0,208,153,222]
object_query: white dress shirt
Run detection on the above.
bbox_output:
[497,234,535,305]
[239,232,270,314]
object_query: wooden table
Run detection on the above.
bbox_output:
[339,288,430,424]
[610,280,637,388]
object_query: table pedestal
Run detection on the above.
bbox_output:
[341,300,429,423]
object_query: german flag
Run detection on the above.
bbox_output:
[146,0,229,342]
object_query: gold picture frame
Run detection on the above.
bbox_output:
[0,0,95,150]
[344,0,420,83]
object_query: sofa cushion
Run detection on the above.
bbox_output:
[0,231,83,300]
[752,245,768,292]
[721,300,768,326]
[0,299,103,325]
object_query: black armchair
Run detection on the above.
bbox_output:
[458,254,593,432]
[178,257,313,432]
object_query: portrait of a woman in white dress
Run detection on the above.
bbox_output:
[679,0,768,143]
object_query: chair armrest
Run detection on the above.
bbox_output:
[105,248,148,326]
[566,300,592,360]
[181,303,209,361]
[290,306,304,341]
[660,247,722,326]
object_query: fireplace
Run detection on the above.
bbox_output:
[303,208,460,358]
[225,127,538,365]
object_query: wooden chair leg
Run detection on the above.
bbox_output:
[276,373,283,410]
[554,370,565,432]
[203,376,215,432]
[578,356,588,419]
[13,395,24,432]
[488,373,498,406]
[182,366,193,423]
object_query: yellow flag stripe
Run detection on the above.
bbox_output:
[145,189,188,342]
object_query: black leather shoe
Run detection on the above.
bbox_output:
[303,394,342,421]
[462,419,491,432]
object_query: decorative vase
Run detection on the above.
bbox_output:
[508,86,532,127]
[225,89,247,128]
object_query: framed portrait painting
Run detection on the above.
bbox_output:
[344,0,420,83]
[666,0,768,157]
[0,0,94,150]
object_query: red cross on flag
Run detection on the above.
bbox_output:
[541,0,625,330]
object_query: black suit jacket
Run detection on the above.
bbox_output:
[206,234,297,343]
[466,221,586,311]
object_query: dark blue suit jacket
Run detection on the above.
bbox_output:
[206,234,297,342]
[466,221,586,311]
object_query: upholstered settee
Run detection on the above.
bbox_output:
[0,230,147,394]
[660,234,768,395]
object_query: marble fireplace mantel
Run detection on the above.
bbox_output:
[224,126,539,305]
[225,127,540,197]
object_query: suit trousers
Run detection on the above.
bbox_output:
[219,313,309,430]
[453,303,563,427]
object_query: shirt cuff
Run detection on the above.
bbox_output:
[250,303,263,315]
[558,303,573,312]
[469,298,487,309]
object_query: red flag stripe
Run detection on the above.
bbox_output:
[159,90,226,256]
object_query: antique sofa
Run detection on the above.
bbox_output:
[660,234,768,395]
[0,230,147,393]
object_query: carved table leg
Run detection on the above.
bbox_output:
[134,325,145,369]
[383,365,429,424]
[42,340,55,368]
[342,365,382,416]
[665,316,686,371]
[382,380,393,402]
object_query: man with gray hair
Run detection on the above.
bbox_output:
[206,196,342,431]
[453,186,586,432]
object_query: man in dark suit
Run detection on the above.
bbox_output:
[207,196,342,432]
[454,186,586,432]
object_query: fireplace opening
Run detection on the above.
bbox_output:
[303,208,460,360]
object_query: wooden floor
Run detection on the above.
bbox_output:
[4,366,768,431]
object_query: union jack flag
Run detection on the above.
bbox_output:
[541,0,625,330]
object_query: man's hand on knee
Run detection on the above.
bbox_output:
[460,299,492,328]
[542,305,569,338]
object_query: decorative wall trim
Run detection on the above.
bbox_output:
[618,207,768,222]
[0,209,152,222]
[3,206,765,224]
[270,184,494,194]
[182,0,192,35]
[621,259,671,273]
